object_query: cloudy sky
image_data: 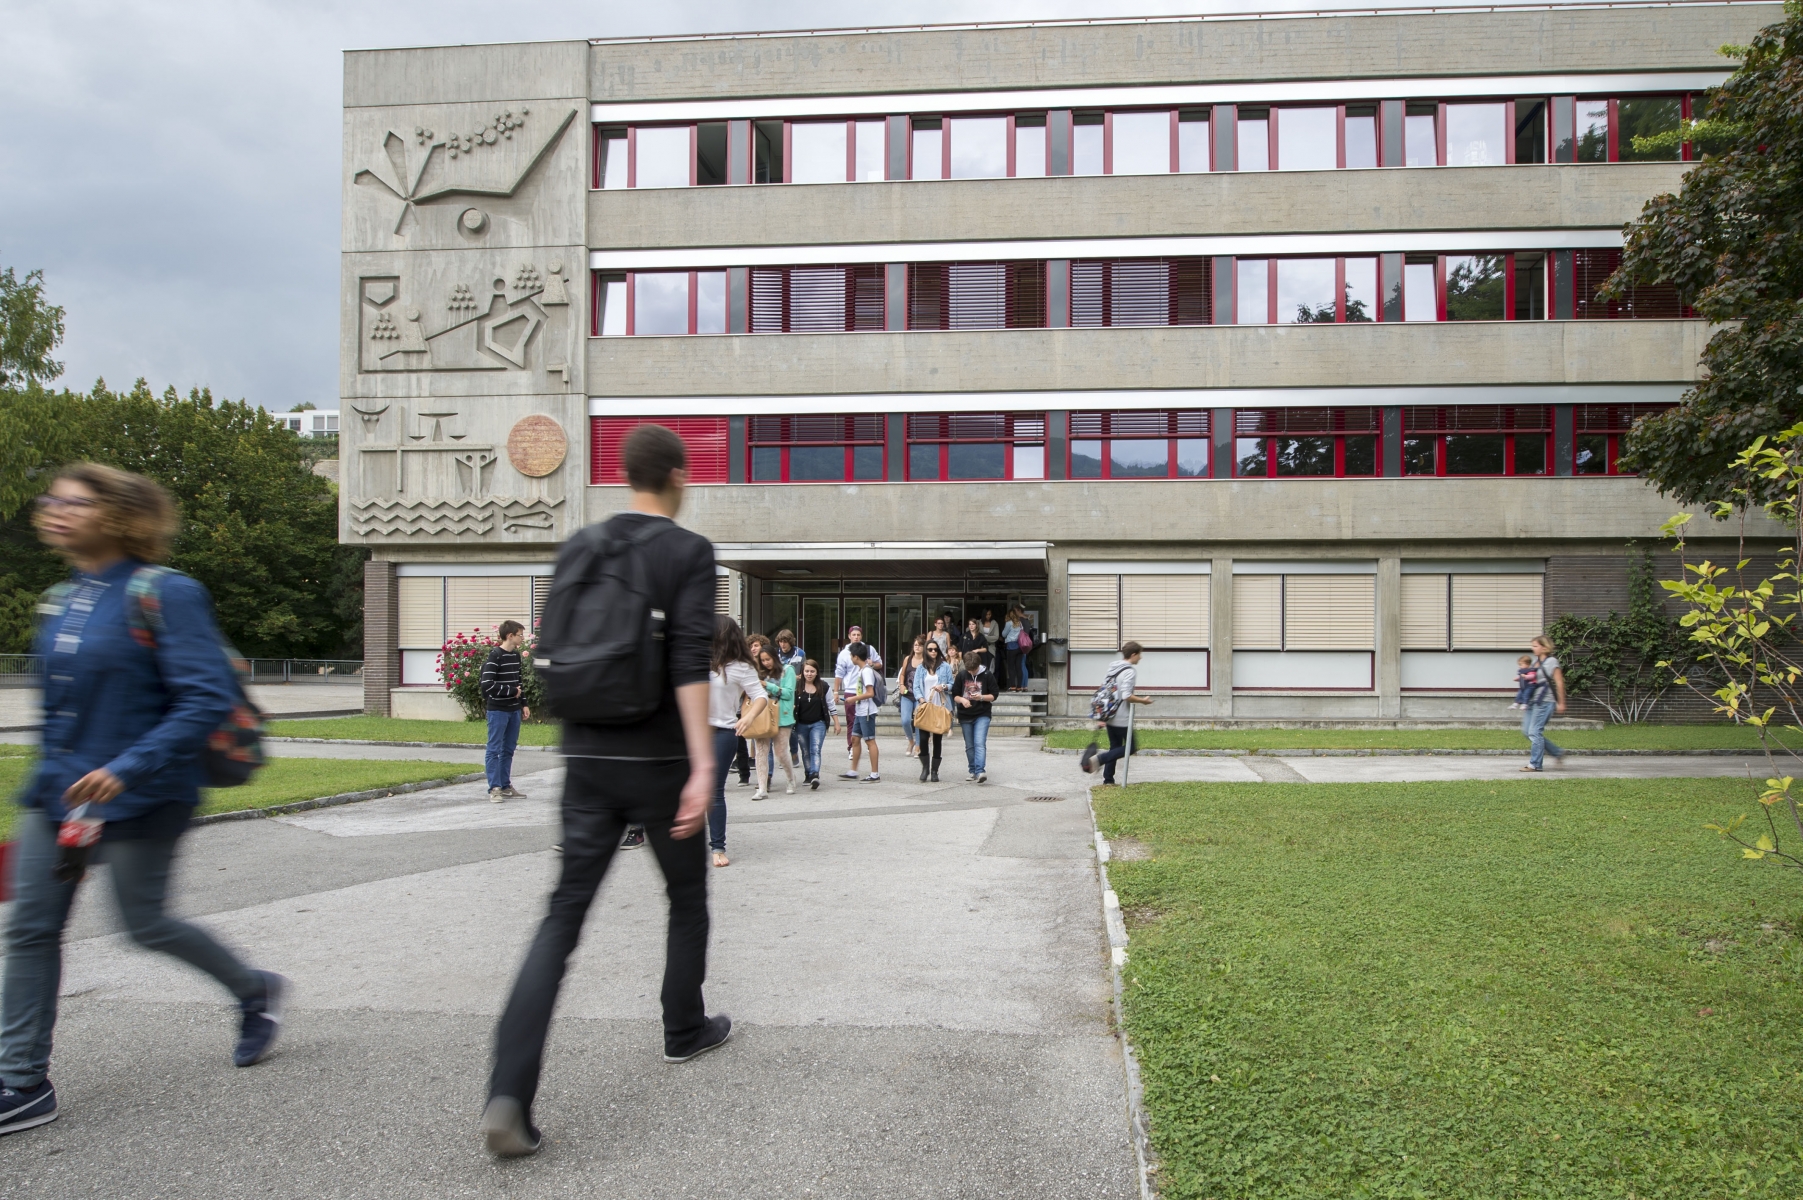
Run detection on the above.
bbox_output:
[5,0,1563,412]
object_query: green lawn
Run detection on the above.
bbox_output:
[0,756,472,841]
[268,715,560,746]
[1046,724,1770,752]
[1096,778,1803,1199]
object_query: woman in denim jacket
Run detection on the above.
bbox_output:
[0,465,285,1138]
[912,642,954,783]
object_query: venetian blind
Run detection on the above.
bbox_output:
[1283,576,1375,650]
[1068,574,1120,650]
[715,573,732,616]
[1122,575,1209,647]
[396,577,444,650]
[1399,574,1450,650]
[445,576,531,640]
[1069,258,1209,327]
[1231,575,1283,649]
[532,577,553,632]
[1450,574,1544,649]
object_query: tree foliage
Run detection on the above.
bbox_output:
[1612,2,1803,502]
[0,265,65,388]
[1546,548,1696,722]
[0,379,365,659]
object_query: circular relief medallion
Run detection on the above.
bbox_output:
[507,414,567,478]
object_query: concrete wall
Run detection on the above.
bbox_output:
[588,320,1708,398]
[589,163,1688,250]
[588,6,1773,100]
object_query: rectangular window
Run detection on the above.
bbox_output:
[949,115,1009,179]
[1444,102,1507,166]
[1015,115,1048,177]
[853,120,886,181]
[591,417,729,484]
[905,413,1046,481]
[1515,99,1548,164]
[1068,574,1121,651]
[1073,112,1105,175]
[397,577,445,650]
[791,121,849,183]
[1344,105,1378,169]
[1284,575,1376,651]
[1122,575,1210,647]
[911,119,944,180]
[1567,248,1688,319]
[1111,110,1172,175]
[1236,259,1270,325]
[907,262,1045,330]
[1231,575,1283,649]
[1445,254,1506,320]
[1619,96,1683,162]
[446,576,531,643]
[1277,258,1338,324]
[1573,403,1673,475]
[1450,575,1544,649]
[1070,258,1209,327]
[1405,103,1437,166]
[1403,259,1437,321]
[1276,107,1336,171]
[1513,252,1547,320]
[632,271,689,335]
[1177,110,1209,172]
[1237,108,1270,171]
[750,265,886,333]
[1402,406,1552,476]
[1344,257,1377,322]
[696,123,727,185]
[753,120,784,183]
[1068,411,1210,479]
[633,125,691,188]
[1575,98,1610,162]
[1233,408,1381,478]
[745,415,886,483]
[1400,574,1450,650]
[597,128,628,188]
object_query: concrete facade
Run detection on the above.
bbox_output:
[344,3,1784,721]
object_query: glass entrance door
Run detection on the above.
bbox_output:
[884,595,923,669]
[927,597,964,649]
[844,597,882,664]
[801,598,839,670]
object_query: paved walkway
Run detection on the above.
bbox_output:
[6,739,1138,1198]
[0,681,363,729]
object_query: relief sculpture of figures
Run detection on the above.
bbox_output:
[359,266,556,374]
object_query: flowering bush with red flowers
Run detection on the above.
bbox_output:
[438,627,552,722]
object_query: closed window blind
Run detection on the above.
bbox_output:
[397,577,444,650]
[749,265,886,333]
[1231,575,1283,649]
[715,573,732,616]
[1068,574,1121,650]
[1122,575,1209,647]
[532,577,552,633]
[1450,574,1544,649]
[1400,574,1450,650]
[1070,258,1210,327]
[1284,576,1375,650]
[446,576,531,641]
[907,262,1046,330]
[592,417,730,484]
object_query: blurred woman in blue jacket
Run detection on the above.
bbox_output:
[0,465,285,1138]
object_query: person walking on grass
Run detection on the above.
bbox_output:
[841,642,882,783]
[913,640,952,782]
[707,618,766,864]
[953,646,998,784]
[793,659,835,790]
[1,464,286,1138]
[1520,634,1568,772]
[482,620,531,803]
[1081,642,1154,787]
[483,425,730,1159]
[753,645,798,797]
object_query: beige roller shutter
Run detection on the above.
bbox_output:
[715,573,732,616]
[1068,574,1121,650]
[1400,574,1450,650]
[532,577,552,633]
[1451,574,1544,649]
[1122,575,1209,647]
[1284,575,1375,650]
[445,576,531,640]
[1231,575,1283,649]
[397,577,445,650]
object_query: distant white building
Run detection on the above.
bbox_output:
[277,409,339,437]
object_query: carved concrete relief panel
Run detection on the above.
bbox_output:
[343,101,585,252]
[343,397,582,544]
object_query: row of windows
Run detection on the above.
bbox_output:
[591,406,1666,485]
[593,93,1701,189]
[590,250,1685,336]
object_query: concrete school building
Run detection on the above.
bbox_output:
[341,1,1782,725]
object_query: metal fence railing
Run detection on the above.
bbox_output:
[0,656,362,686]
[0,654,43,682]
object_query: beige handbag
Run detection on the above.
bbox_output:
[740,693,779,740]
[913,698,952,736]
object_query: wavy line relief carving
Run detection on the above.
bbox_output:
[349,496,565,538]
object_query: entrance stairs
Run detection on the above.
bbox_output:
[870,680,1046,737]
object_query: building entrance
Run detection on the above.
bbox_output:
[749,573,1046,673]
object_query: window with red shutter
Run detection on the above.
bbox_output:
[591,417,730,485]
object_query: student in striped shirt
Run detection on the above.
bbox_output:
[481,621,530,802]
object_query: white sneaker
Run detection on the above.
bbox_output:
[840,770,859,780]
[863,773,881,783]
[785,783,796,795]
[752,787,766,801]
[976,773,987,784]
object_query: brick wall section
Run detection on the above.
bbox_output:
[362,560,397,715]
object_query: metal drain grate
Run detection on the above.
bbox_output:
[1023,794,1065,803]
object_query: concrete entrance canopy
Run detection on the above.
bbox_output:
[715,542,1048,576]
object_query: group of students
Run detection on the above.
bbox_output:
[701,618,1003,867]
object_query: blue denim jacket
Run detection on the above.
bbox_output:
[25,559,237,823]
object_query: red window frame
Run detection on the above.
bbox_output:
[591,417,729,484]
[746,415,887,483]
[617,270,729,335]
[1572,403,1673,476]
[1231,409,1384,478]
[1067,411,1211,479]
[749,265,887,333]
[1400,406,1553,477]
[905,413,1046,481]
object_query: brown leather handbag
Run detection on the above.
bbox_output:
[913,699,952,736]
[740,693,779,740]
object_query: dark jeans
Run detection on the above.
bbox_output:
[1096,724,1132,784]
[489,755,709,1116]
[733,737,752,785]
[710,725,738,851]
[485,708,521,790]
[1,811,263,1089]
[1002,648,1020,690]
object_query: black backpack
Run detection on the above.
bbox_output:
[536,518,675,725]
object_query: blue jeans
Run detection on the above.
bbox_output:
[1522,700,1563,770]
[898,697,918,750]
[960,715,990,775]
[709,725,738,851]
[1,811,263,1088]
[797,720,828,777]
[1095,724,1131,784]
[486,708,522,790]
[1016,653,1030,690]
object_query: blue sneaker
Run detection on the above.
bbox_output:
[0,1079,57,1135]
[234,970,288,1067]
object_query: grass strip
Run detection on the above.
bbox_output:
[1,757,472,841]
[267,715,560,746]
[1046,724,1768,752]
[1095,777,1803,1199]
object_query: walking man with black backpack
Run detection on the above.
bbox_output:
[481,424,729,1158]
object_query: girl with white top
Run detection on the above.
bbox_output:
[913,641,953,783]
[707,616,767,868]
